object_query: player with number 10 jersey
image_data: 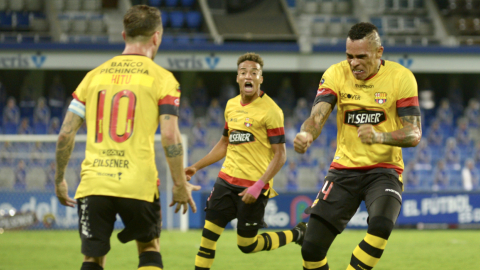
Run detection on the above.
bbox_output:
[72,54,180,202]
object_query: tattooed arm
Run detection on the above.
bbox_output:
[55,111,84,207]
[160,114,200,214]
[358,115,422,147]
[294,102,333,153]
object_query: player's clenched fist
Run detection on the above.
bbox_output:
[294,131,313,153]
[357,124,382,145]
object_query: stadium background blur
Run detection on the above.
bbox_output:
[1,0,480,234]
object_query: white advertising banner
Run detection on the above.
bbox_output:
[0,50,479,72]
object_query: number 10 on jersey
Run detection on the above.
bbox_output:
[96,90,137,143]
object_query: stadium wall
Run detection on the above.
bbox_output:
[2,191,480,230]
[2,45,480,72]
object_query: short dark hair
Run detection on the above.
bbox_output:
[348,22,379,41]
[237,52,264,69]
[123,5,162,39]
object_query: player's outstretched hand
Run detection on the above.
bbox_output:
[170,182,201,214]
[184,166,197,181]
[294,131,313,154]
[55,179,77,207]
[358,124,382,145]
[239,188,257,204]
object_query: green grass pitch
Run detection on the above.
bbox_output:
[0,229,478,269]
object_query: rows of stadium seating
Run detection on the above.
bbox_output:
[436,0,480,44]
[0,0,206,44]
[0,0,50,43]
[147,0,207,45]
[291,0,438,46]
[1,0,478,46]
[0,120,478,192]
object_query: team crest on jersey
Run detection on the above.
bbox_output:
[244,117,254,127]
[374,92,387,104]
[319,78,325,85]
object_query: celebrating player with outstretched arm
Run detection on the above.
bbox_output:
[54,5,199,270]
[186,52,307,270]
[294,22,421,270]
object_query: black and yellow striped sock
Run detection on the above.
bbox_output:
[237,230,297,253]
[348,215,394,270]
[347,233,387,270]
[303,258,329,270]
[195,220,225,270]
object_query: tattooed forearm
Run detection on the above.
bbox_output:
[164,143,184,158]
[55,112,84,184]
[381,115,422,147]
[300,102,332,140]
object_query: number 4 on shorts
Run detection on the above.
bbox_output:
[321,181,334,200]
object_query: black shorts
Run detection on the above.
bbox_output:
[205,179,269,231]
[306,172,402,233]
[77,195,161,257]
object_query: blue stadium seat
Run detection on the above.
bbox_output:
[161,11,169,27]
[0,11,13,30]
[181,0,195,7]
[3,123,18,134]
[323,123,337,143]
[169,11,184,29]
[402,147,416,163]
[165,0,178,7]
[186,11,201,29]
[3,34,18,43]
[34,122,47,134]
[15,12,30,31]
[447,169,463,189]
[428,145,444,164]
[162,34,174,44]
[38,35,52,43]
[21,35,35,43]
[370,17,383,35]
[175,34,190,44]
[148,0,162,7]
[413,0,424,8]
[416,170,433,189]
[192,34,207,44]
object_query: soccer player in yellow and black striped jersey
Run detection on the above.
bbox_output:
[54,5,199,270]
[185,53,306,270]
[294,23,422,270]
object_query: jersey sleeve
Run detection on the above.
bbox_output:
[265,107,285,144]
[313,65,338,107]
[72,73,91,105]
[396,69,421,117]
[158,74,181,116]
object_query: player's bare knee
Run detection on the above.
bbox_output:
[367,216,395,239]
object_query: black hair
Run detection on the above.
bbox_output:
[348,22,379,40]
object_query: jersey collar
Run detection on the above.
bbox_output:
[364,59,385,81]
[240,91,264,107]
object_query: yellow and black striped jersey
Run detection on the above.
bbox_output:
[314,60,420,181]
[219,92,285,198]
[71,54,180,202]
